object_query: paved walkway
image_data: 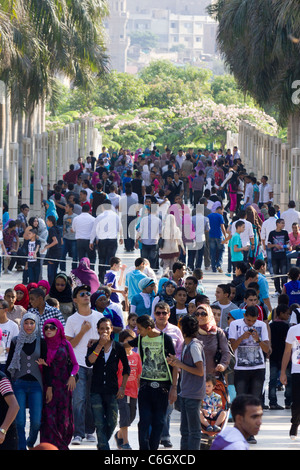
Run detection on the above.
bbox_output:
[12,242,295,450]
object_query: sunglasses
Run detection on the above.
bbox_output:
[44,325,58,331]
[155,311,168,316]
[195,311,208,317]
[79,291,91,297]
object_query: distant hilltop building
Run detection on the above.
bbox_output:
[105,0,217,72]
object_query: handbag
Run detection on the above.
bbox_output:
[158,237,164,249]
[214,330,236,374]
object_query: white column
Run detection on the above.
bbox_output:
[57,129,64,181]
[273,138,282,205]
[87,118,95,156]
[63,125,69,173]
[49,131,57,189]
[69,123,75,166]
[41,132,48,201]
[291,148,300,211]
[269,137,275,189]
[33,135,42,217]
[262,136,270,177]
[22,137,31,207]
[280,144,291,211]
[74,121,79,159]
[0,149,3,222]
[80,120,86,158]
[9,143,19,220]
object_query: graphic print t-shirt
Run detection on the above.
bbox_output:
[285,324,300,374]
[268,230,289,259]
[140,335,170,381]
[228,318,269,370]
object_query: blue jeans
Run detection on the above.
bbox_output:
[47,261,59,286]
[268,361,292,407]
[28,262,41,283]
[180,397,202,450]
[60,238,78,271]
[90,393,118,450]
[72,366,95,438]
[209,237,225,272]
[13,379,43,450]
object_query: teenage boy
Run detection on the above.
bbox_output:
[268,218,290,295]
[229,306,269,444]
[124,315,178,450]
[230,221,250,274]
[104,256,127,304]
[212,284,238,330]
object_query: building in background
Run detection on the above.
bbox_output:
[105,0,217,72]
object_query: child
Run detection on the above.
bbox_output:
[188,300,197,316]
[173,287,188,324]
[193,268,206,295]
[46,297,60,309]
[126,313,138,352]
[230,221,249,274]
[115,329,142,450]
[25,229,41,283]
[211,304,222,327]
[282,266,300,306]
[104,256,127,305]
[200,374,226,432]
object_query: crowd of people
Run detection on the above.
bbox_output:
[1,144,300,451]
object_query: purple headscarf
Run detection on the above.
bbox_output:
[71,258,100,294]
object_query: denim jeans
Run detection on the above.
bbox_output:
[47,261,59,286]
[187,246,204,271]
[60,238,78,271]
[90,392,118,450]
[72,366,95,438]
[97,239,118,284]
[268,361,292,407]
[28,262,41,283]
[180,397,202,450]
[141,243,158,271]
[272,257,287,293]
[138,383,170,450]
[13,379,43,450]
[234,368,265,399]
[209,237,225,272]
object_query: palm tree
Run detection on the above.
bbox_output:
[208,0,300,148]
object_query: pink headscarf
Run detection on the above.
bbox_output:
[43,318,68,366]
[196,304,217,334]
[37,280,51,295]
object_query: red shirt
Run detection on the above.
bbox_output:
[117,351,142,399]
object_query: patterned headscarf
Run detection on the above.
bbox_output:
[7,312,39,377]
[196,304,217,334]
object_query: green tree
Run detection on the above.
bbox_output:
[208,0,300,146]
[129,31,158,50]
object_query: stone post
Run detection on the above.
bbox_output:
[80,120,86,158]
[57,129,64,181]
[22,137,31,207]
[69,123,75,166]
[87,118,95,156]
[33,135,42,217]
[63,125,69,174]
[273,138,282,205]
[9,143,19,220]
[41,132,48,201]
[280,144,291,211]
[74,121,79,159]
[49,131,57,190]
[291,148,300,211]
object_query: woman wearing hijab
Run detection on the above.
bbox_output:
[151,278,177,318]
[14,284,30,310]
[49,273,74,321]
[70,257,100,294]
[40,318,79,450]
[159,214,185,272]
[37,280,51,297]
[195,304,230,376]
[43,200,58,222]
[130,277,156,317]
[5,312,49,450]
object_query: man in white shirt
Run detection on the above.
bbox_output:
[65,285,103,445]
[281,200,300,233]
[258,176,273,207]
[136,199,162,270]
[243,175,254,207]
[260,206,277,275]
[176,149,186,169]
[90,200,123,283]
[231,209,255,262]
[72,204,96,268]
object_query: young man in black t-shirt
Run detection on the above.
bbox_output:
[268,218,289,294]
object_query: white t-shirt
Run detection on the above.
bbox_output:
[228,318,268,370]
[285,324,300,374]
[231,219,254,247]
[65,310,103,368]
[0,320,19,364]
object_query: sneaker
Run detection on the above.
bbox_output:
[225,273,231,277]
[247,435,257,444]
[272,292,280,297]
[212,425,222,432]
[71,436,82,445]
[85,433,96,442]
[269,404,284,410]
[114,431,123,449]
[290,424,298,440]
[217,267,223,273]
[160,439,173,448]
[120,443,132,450]
[206,425,214,432]
[6,270,13,274]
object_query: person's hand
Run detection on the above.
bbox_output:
[0,429,6,445]
[46,387,53,404]
[280,372,287,386]
[116,386,125,400]
[36,358,48,367]
[215,364,225,373]
[80,321,92,334]
[67,376,76,392]
[168,385,177,405]
[166,354,180,368]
